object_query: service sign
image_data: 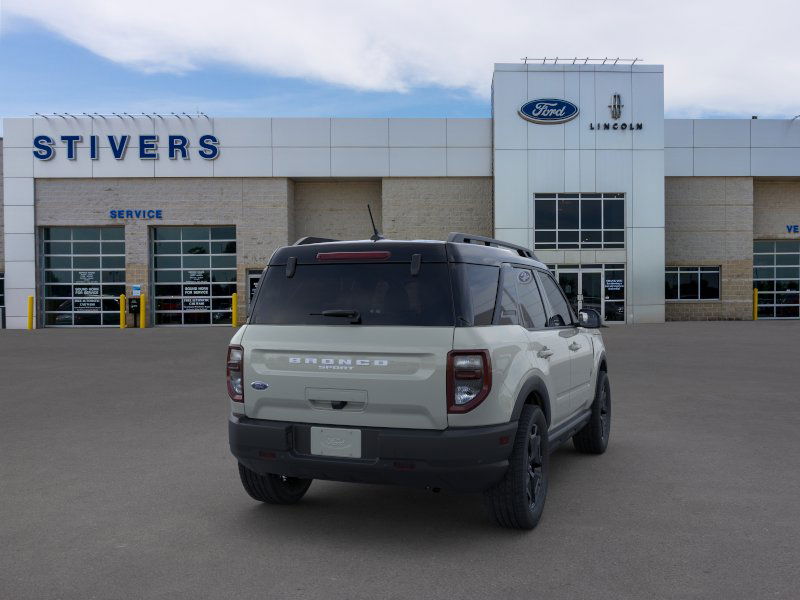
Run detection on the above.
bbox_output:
[75,298,101,312]
[519,99,579,124]
[75,285,100,296]
[184,284,210,296]
[183,298,210,311]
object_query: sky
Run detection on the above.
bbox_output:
[1,0,798,134]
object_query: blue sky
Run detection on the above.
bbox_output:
[2,0,798,136]
[0,21,489,135]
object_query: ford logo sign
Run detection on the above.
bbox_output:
[251,381,269,390]
[519,99,579,124]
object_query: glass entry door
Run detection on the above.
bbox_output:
[558,269,602,317]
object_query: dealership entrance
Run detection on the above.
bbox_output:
[549,264,626,323]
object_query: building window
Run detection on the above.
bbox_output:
[665,266,720,301]
[151,226,237,326]
[533,193,624,250]
[753,241,800,319]
[40,227,126,327]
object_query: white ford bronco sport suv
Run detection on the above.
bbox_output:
[228,233,610,529]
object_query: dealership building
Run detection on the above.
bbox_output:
[1,61,799,328]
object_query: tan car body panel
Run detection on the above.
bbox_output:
[239,324,454,430]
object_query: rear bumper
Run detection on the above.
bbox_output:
[229,415,517,493]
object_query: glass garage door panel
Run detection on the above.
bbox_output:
[41,227,126,327]
[753,241,800,319]
[152,226,236,326]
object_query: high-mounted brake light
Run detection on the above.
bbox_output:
[316,251,391,261]
[447,350,492,413]
[227,345,244,402]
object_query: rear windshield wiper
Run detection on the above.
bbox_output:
[309,309,362,324]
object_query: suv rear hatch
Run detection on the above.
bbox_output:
[241,242,455,430]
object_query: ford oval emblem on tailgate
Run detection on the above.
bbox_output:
[251,381,269,390]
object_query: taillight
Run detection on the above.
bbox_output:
[447,350,491,413]
[316,251,391,261]
[227,345,244,402]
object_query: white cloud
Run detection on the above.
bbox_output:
[4,0,799,117]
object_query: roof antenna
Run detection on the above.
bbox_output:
[367,204,384,241]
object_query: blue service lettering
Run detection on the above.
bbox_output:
[90,135,99,160]
[787,225,799,234]
[32,135,55,160]
[109,209,163,219]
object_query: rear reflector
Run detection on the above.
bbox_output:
[316,251,391,261]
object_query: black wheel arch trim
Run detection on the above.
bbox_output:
[598,350,608,373]
[511,376,552,426]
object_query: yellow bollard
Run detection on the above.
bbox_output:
[139,293,146,328]
[27,295,34,330]
[753,287,758,321]
[231,292,238,327]
[120,294,127,329]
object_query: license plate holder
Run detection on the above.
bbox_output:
[310,426,362,458]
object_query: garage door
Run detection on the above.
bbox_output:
[41,227,126,327]
[753,241,799,319]
[151,226,237,326]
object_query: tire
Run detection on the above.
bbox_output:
[483,405,549,530]
[237,463,312,505]
[573,371,611,455]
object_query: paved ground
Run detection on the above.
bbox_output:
[1,322,799,600]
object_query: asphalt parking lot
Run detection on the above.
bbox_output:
[1,321,799,600]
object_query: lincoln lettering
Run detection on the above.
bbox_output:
[32,134,220,160]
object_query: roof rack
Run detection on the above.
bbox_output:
[293,236,338,245]
[447,233,537,259]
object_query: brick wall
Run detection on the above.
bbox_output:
[293,181,382,241]
[35,177,293,325]
[753,180,800,240]
[381,177,492,240]
[665,176,753,320]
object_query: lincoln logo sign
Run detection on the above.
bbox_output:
[518,99,579,124]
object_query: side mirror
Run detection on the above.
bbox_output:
[578,308,602,328]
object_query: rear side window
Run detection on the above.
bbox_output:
[538,272,574,327]
[514,268,547,329]
[496,267,520,326]
[250,263,454,326]
[452,264,499,326]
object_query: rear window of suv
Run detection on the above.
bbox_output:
[250,263,455,326]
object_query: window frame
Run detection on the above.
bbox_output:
[509,266,549,331]
[533,192,625,251]
[534,269,578,328]
[665,266,721,302]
